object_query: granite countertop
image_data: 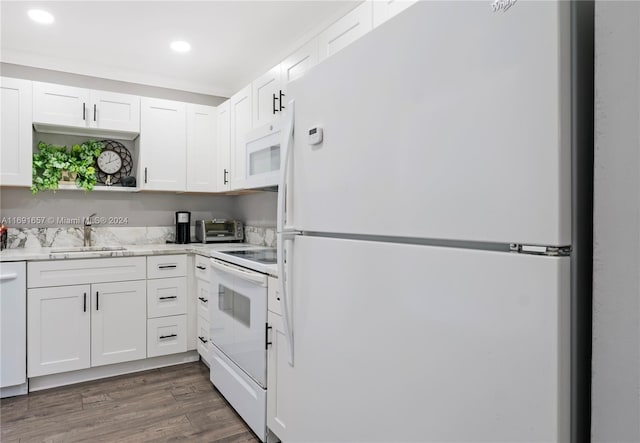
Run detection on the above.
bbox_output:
[0,242,277,276]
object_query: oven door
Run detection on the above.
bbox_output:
[210,258,268,387]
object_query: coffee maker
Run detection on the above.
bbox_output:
[175,211,191,244]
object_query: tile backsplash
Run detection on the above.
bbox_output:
[5,225,276,249]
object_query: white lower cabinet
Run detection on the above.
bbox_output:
[196,315,210,364]
[267,310,288,441]
[194,256,212,363]
[146,255,188,358]
[147,315,187,357]
[28,280,147,377]
[91,280,147,367]
[27,285,91,377]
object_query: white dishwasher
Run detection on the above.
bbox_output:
[0,261,27,397]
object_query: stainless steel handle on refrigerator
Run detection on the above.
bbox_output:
[210,259,267,286]
[277,99,296,366]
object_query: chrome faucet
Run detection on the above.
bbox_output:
[84,213,96,247]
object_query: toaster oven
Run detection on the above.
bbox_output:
[195,219,243,243]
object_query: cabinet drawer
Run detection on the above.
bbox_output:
[147,277,187,318]
[196,278,211,319]
[28,257,146,288]
[196,315,210,363]
[267,276,281,316]
[194,255,211,282]
[147,255,187,279]
[147,315,187,357]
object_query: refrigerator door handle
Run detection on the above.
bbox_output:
[277,99,296,366]
[277,233,295,366]
[277,100,295,234]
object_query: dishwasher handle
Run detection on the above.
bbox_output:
[0,273,18,282]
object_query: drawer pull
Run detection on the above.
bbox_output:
[198,297,208,303]
[158,264,177,269]
[198,336,208,344]
[159,296,177,300]
[159,333,177,339]
[196,265,206,270]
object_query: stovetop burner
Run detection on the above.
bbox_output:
[221,249,277,264]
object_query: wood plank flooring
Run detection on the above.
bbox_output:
[0,361,259,442]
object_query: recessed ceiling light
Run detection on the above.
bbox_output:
[170,41,191,53]
[28,9,54,24]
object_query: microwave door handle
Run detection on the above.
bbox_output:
[210,259,267,286]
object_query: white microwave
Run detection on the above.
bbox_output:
[244,121,281,189]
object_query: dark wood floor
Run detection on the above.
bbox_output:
[0,361,258,442]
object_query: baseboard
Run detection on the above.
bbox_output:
[29,351,199,392]
[1,383,28,398]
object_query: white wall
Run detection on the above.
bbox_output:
[592,2,640,441]
[234,192,277,227]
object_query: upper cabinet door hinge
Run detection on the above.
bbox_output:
[509,244,572,256]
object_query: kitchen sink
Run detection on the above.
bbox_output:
[50,246,127,254]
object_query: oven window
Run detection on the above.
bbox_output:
[249,145,280,176]
[218,284,251,328]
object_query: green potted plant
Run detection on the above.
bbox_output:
[31,140,104,194]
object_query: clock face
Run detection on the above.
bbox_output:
[97,150,123,175]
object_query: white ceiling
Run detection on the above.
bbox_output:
[0,1,358,98]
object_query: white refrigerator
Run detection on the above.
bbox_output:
[273,1,585,441]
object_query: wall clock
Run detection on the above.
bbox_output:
[96,140,133,186]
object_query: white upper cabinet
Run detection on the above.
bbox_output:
[139,97,187,192]
[372,0,418,27]
[89,90,140,133]
[217,100,231,192]
[186,104,218,193]
[33,82,140,139]
[0,77,32,187]
[230,85,252,190]
[318,1,373,62]
[252,65,283,128]
[281,38,319,86]
[33,82,89,128]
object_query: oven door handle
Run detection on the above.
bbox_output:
[210,259,267,287]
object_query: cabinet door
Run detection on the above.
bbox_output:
[372,0,417,27]
[267,311,288,441]
[147,315,187,357]
[229,85,252,190]
[196,315,210,364]
[0,77,32,187]
[186,104,218,192]
[196,277,211,320]
[33,81,90,128]
[91,280,146,367]
[139,97,187,191]
[27,285,91,377]
[89,90,140,133]
[281,38,319,85]
[0,262,26,388]
[147,276,187,318]
[252,65,282,128]
[318,1,373,62]
[216,101,231,191]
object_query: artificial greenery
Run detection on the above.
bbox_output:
[31,140,104,194]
